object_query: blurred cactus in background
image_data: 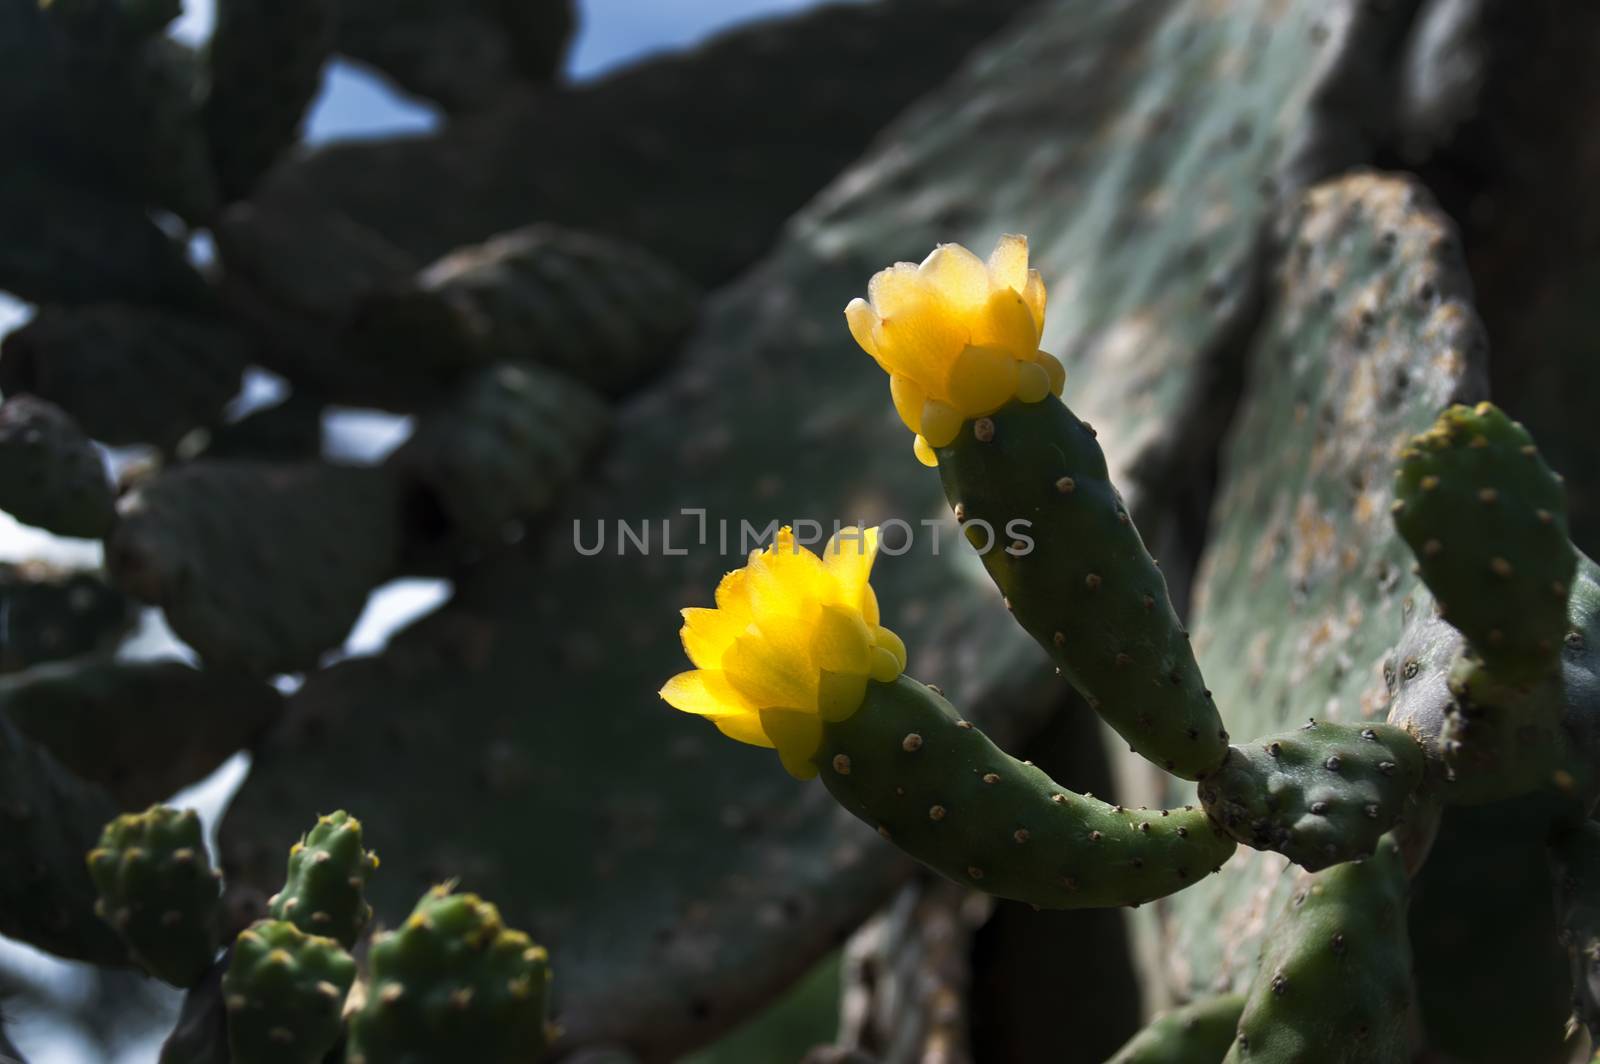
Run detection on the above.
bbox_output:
[2,0,1599,1061]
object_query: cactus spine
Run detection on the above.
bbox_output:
[223,919,357,1064]
[267,810,379,949]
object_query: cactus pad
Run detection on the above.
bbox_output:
[346,885,552,1064]
[1107,993,1246,1064]
[1197,720,1424,871]
[1552,821,1600,1046]
[0,563,132,674]
[1224,834,1412,1063]
[1393,402,1576,680]
[0,394,116,538]
[107,461,402,673]
[222,919,356,1064]
[87,805,222,987]
[815,676,1236,908]
[267,810,379,949]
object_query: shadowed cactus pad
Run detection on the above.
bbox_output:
[1107,993,1246,1064]
[223,919,356,1064]
[815,676,1236,909]
[346,885,553,1064]
[268,810,378,949]
[1197,720,1424,871]
[0,563,132,674]
[1552,821,1600,1044]
[1225,835,1412,1063]
[87,805,222,987]
[0,394,116,538]
[1393,402,1576,680]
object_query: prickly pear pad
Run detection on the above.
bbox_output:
[223,919,355,1064]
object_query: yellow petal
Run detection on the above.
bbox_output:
[889,375,926,434]
[869,646,903,682]
[817,669,869,723]
[946,344,1020,417]
[863,583,880,627]
[919,400,963,448]
[759,709,822,779]
[745,528,827,624]
[680,607,747,670]
[1022,269,1047,333]
[1038,351,1067,396]
[724,629,817,712]
[714,712,776,749]
[988,234,1030,293]
[713,567,753,623]
[822,526,879,605]
[869,267,969,386]
[1016,361,1050,404]
[873,625,907,672]
[810,603,873,674]
[844,298,882,361]
[913,434,938,467]
[917,243,990,313]
[972,287,1038,358]
[660,670,752,718]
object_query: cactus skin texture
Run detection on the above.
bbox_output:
[0,395,116,538]
[346,885,553,1064]
[267,810,379,950]
[86,805,222,988]
[1551,820,1600,1045]
[222,919,357,1064]
[1224,834,1412,1064]
[1107,993,1246,1064]
[934,397,1227,780]
[1392,402,1576,681]
[813,676,1235,909]
[1197,721,1425,872]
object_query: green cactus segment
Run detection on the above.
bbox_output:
[1393,402,1576,681]
[814,676,1235,909]
[205,0,334,201]
[934,397,1226,781]
[1197,721,1424,872]
[1224,835,1412,1064]
[351,224,701,396]
[107,461,401,674]
[1107,993,1246,1064]
[0,708,125,964]
[0,564,132,674]
[222,920,356,1064]
[268,810,379,949]
[347,885,552,1064]
[86,805,222,987]
[0,395,116,538]
[1436,656,1564,803]
[1551,821,1600,1045]
[0,304,252,449]
[391,364,611,549]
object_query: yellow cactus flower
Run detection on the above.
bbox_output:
[845,234,1066,467]
[660,526,907,780]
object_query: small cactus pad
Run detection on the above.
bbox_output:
[222,919,357,1064]
[1224,835,1412,1063]
[815,676,1236,909]
[86,805,222,987]
[1392,402,1576,679]
[391,363,611,549]
[0,395,116,538]
[1552,821,1600,1046]
[935,397,1227,781]
[1197,720,1424,871]
[1107,993,1246,1064]
[267,810,378,949]
[346,885,552,1064]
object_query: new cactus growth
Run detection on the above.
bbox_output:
[267,810,379,949]
[1225,835,1413,1063]
[346,885,554,1064]
[86,805,222,987]
[1197,720,1425,871]
[222,919,357,1064]
[1107,993,1246,1064]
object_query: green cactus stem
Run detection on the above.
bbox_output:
[1197,720,1425,871]
[934,396,1227,780]
[1107,993,1246,1064]
[1551,820,1600,1045]
[346,884,553,1064]
[86,805,222,987]
[1224,834,1412,1063]
[222,919,357,1064]
[267,810,379,949]
[808,675,1235,910]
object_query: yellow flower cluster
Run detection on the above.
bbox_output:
[845,235,1064,466]
[659,527,905,779]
